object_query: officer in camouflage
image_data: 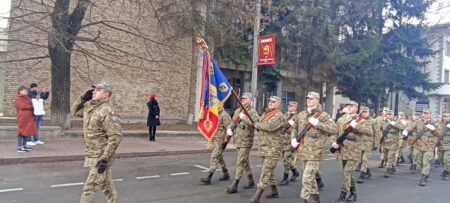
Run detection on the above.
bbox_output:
[250,96,285,203]
[333,101,373,203]
[395,112,408,165]
[404,112,421,169]
[438,113,450,180]
[357,106,378,184]
[71,83,123,203]
[403,108,441,186]
[226,93,259,193]
[277,101,301,186]
[290,92,337,203]
[200,104,232,185]
[375,107,389,168]
[380,110,405,178]
[434,115,444,167]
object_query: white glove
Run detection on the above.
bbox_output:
[402,130,408,136]
[447,124,450,128]
[350,120,358,128]
[288,120,295,126]
[309,117,319,126]
[331,142,339,149]
[239,112,246,119]
[389,121,396,126]
[401,120,407,126]
[291,138,299,148]
[426,124,436,131]
[226,129,233,136]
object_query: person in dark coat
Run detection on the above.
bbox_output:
[28,83,50,100]
[147,94,160,141]
[15,86,37,152]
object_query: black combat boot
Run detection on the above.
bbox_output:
[357,172,365,184]
[290,168,300,181]
[316,177,324,190]
[219,169,230,181]
[346,187,357,202]
[244,174,255,189]
[419,175,426,186]
[278,173,289,186]
[433,160,441,167]
[225,179,240,194]
[378,160,385,168]
[399,156,405,163]
[424,174,429,182]
[411,164,417,174]
[443,170,449,181]
[355,162,361,171]
[250,187,264,203]
[335,191,347,203]
[383,168,389,178]
[200,172,214,185]
[265,185,279,198]
[365,169,372,179]
[311,194,320,203]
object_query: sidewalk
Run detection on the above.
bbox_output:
[0,137,239,165]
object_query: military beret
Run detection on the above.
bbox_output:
[423,109,431,114]
[346,100,359,107]
[269,96,281,102]
[241,92,253,99]
[306,92,320,99]
[360,106,369,112]
[288,101,298,106]
[93,82,113,92]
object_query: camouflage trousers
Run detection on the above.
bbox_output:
[395,139,406,159]
[406,145,415,163]
[436,147,444,163]
[80,167,117,203]
[300,160,320,200]
[257,156,278,188]
[382,148,396,169]
[360,149,372,173]
[413,149,433,175]
[443,150,450,171]
[234,147,253,179]
[340,160,357,193]
[281,150,295,174]
[208,146,227,173]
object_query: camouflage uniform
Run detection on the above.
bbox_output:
[360,116,379,173]
[435,120,444,165]
[254,108,285,189]
[291,107,337,200]
[395,119,409,162]
[439,120,450,177]
[207,108,231,173]
[336,114,373,193]
[230,104,258,179]
[406,118,440,176]
[405,118,419,163]
[281,112,297,174]
[381,119,405,170]
[71,95,123,203]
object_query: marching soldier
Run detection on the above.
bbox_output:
[71,83,123,203]
[200,104,232,185]
[278,101,301,186]
[395,112,408,164]
[290,92,337,202]
[226,93,259,193]
[438,113,450,180]
[434,115,444,167]
[376,107,389,168]
[250,96,285,203]
[380,110,405,178]
[404,112,421,170]
[332,101,373,203]
[403,109,440,186]
[357,106,379,184]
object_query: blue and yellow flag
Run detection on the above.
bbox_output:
[198,51,232,140]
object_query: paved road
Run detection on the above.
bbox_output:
[0,151,449,203]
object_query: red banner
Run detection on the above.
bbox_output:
[257,34,276,65]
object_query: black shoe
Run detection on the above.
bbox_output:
[378,160,385,168]
[290,168,300,181]
[433,160,441,167]
[357,172,365,184]
[225,179,239,194]
[200,172,214,185]
[346,187,357,202]
[411,164,417,174]
[335,191,347,203]
[265,185,279,198]
[443,171,449,181]
[365,169,372,179]
[278,173,289,186]
[244,174,255,189]
[317,177,324,190]
[250,188,264,203]
[218,169,230,181]
[419,175,426,186]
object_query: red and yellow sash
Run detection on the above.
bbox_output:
[261,110,281,122]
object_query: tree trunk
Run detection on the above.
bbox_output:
[394,91,400,116]
[49,38,72,129]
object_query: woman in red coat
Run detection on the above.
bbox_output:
[15,86,36,152]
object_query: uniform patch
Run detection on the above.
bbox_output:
[110,112,120,122]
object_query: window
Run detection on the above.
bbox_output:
[446,41,450,57]
[281,91,295,112]
[445,70,449,83]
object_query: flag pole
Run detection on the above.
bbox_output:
[231,89,254,123]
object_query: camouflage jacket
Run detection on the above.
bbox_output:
[291,108,337,161]
[405,119,440,152]
[362,117,378,151]
[336,114,373,161]
[374,115,384,149]
[282,112,297,151]
[210,108,231,148]
[71,97,123,167]
[405,119,419,144]
[254,108,286,157]
[439,122,450,151]
[381,119,405,150]
[229,105,258,148]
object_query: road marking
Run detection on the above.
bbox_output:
[170,172,190,176]
[194,165,209,172]
[0,188,23,193]
[112,179,123,182]
[51,183,84,188]
[136,175,160,180]
[325,157,336,161]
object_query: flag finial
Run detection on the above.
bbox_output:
[195,37,208,51]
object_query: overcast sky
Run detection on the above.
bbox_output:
[0,0,449,28]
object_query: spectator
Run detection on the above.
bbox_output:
[147,94,160,141]
[15,86,37,152]
[30,94,45,145]
[26,83,49,146]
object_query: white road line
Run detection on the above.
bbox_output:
[0,188,23,193]
[170,172,190,176]
[112,179,123,182]
[136,175,160,180]
[51,183,84,188]
[325,157,336,161]
[194,165,209,172]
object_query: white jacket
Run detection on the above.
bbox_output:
[32,98,45,116]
